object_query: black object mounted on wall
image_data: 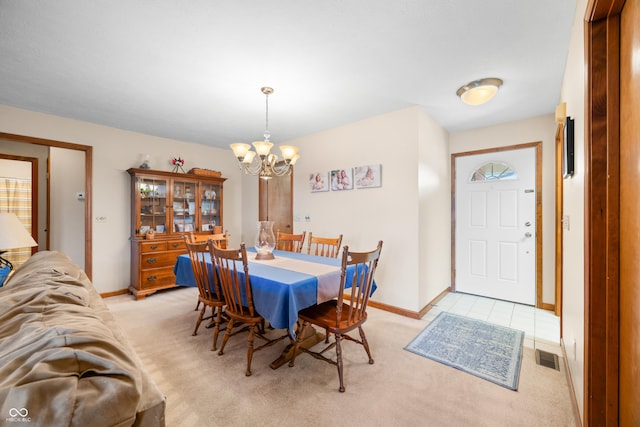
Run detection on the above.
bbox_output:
[563,116,575,178]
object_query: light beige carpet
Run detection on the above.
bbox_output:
[106,287,578,427]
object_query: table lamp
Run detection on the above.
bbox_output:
[0,212,38,285]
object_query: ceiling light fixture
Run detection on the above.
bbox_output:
[230,87,299,180]
[456,77,503,106]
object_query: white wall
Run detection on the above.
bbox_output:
[0,158,31,178]
[238,173,260,246]
[276,106,452,312]
[0,105,244,294]
[558,0,588,419]
[418,109,452,307]
[50,147,85,267]
[449,114,557,306]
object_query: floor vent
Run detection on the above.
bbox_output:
[535,349,560,371]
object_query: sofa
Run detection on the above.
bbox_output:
[0,251,165,426]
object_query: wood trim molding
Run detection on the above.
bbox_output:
[586,0,625,21]
[367,299,423,319]
[561,337,584,426]
[555,123,564,319]
[353,287,451,320]
[100,289,130,298]
[584,4,621,425]
[540,302,555,312]
[534,142,543,308]
[0,132,93,280]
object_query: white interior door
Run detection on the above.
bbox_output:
[455,147,536,305]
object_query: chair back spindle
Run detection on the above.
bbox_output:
[337,244,382,326]
[184,236,226,350]
[211,244,255,318]
[184,238,221,301]
[276,231,306,253]
[307,233,343,258]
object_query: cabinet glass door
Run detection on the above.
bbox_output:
[172,180,197,233]
[200,181,221,232]
[137,176,167,236]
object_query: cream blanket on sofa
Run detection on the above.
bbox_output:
[0,251,165,426]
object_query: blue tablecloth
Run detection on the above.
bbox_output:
[174,249,356,335]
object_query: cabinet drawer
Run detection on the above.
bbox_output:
[141,252,180,268]
[140,267,175,289]
[141,241,167,253]
[166,240,186,251]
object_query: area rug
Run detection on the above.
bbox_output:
[404,312,524,390]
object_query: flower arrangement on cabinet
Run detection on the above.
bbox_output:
[171,157,185,173]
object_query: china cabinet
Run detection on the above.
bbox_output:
[127,168,226,299]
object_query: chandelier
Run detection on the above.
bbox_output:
[230,87,299,180]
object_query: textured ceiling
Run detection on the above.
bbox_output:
[0,1,577,149]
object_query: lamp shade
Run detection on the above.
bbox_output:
[0,213,38,251]
[252,140,274,157]
[279,145,298,160]
[230,143,251,159]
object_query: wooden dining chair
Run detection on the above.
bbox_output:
[184,237,226,351]
[307,233,343,258]
[187,231,229,310]
[210,243,289,376]
[289,240,383,392]
[208,232,229,249]
[187,231,228,248]
[275,230,306,253]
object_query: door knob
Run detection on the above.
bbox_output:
[524,232,532,238]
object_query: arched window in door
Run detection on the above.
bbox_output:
[469,161,517,182]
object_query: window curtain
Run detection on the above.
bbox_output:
[0,177,33,267]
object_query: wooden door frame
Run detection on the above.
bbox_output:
[0,132,93,280]
[554,122,564,318]
[450,141,544,308]
[583,0,624,425]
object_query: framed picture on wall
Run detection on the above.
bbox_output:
[355,164,382,188]
[309,172,329,192]
[330,168,353,191]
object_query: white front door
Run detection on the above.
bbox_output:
[454,147,536,305]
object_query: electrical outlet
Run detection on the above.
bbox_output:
[562,215,570,230]
[304,215,311,222]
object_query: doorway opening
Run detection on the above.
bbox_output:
[0,132,93,279]
[451,141,543,307]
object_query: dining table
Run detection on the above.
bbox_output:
[173,248,375,368]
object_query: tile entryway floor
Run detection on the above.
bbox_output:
[427,292,561,355]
